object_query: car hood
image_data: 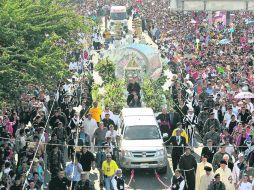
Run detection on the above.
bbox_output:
[121,139,164,151]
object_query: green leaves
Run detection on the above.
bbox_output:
[95,57,116,84]
[92,57,125,113]
[0,0,93,105]
[142,78,164,112]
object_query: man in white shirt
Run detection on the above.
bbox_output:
[81,114,97,140]
[236,174,252,190]
[223,107,236,128]
[232,100,240,116]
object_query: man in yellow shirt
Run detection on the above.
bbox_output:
[102,153,118,190]
[89,102,102,126]
[172,122,189,144]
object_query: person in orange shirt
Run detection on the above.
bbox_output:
[89,102,102,126]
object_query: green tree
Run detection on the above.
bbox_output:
[142,78,164,112]
[95,57,116,84]
[0,0,94,104]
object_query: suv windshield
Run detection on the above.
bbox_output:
[110,12,127,20]
[123,125,161,140]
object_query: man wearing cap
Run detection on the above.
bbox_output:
[207,174,226,190]
[178,147,197,190]
[165,128,187,171]
[203,125,220,146]
[52,122,67,144]
[204,112,221,134]
[204,95,215,111]
[102,153,118,190]
[195,155,213,190]
[214,160,234,190]
[199,166,214,190]
[232,153,247,186]
[111,169,125,190]
[197,107,209,136]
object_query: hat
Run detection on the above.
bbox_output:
[188,108,194,112]
[220,143,226,147]
[204,107,209,110]
[214,173,220,178]
[175,128,181,132]
[220,160,227,165]
[204,166,212,172]
[209,112,214,115]
[238,153,244,158]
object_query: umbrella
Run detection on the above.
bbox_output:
[219,39,230,45]
[234,92,254,99]
[216,67,225,74]
[247,20,254,26]
[190,19,197,24]
[245,19,254,25]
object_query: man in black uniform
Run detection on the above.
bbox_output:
[178,147,197,190]
[49,169,70,190]
[111,169,125,190]
[164,128,187,171]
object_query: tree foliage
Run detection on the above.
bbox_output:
[142,78,165,112]
[0,0,93,104]
[104,80,126,114]
[95,57,116,84]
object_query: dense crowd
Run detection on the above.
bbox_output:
[136,2,254,190]
[1,0,254,190]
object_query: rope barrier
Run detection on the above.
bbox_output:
[22,77,64,190]
[154,170,169,189]
[0,136,251,148]
[126,169,135,189]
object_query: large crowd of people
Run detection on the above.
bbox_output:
[0,0,254,190]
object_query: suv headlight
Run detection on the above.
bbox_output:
[122,150,132,157]
[156,149,165,156]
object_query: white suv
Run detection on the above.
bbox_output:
[116,108,168,174]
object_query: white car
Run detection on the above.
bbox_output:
[116,108,168,174]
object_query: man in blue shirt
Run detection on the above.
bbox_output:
[65,157,83,190]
